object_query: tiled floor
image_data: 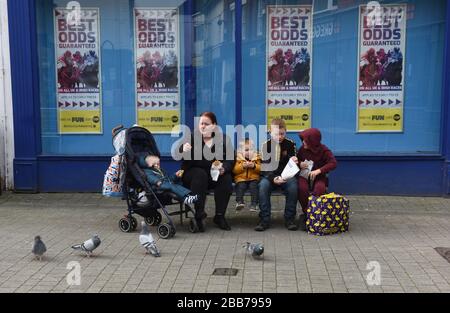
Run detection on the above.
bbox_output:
[0,192,449,293]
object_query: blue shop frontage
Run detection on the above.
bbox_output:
[7,0,450,195]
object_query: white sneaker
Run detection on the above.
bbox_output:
[235,203,245,211]
[137,191,149,205]
[184,194,198,205]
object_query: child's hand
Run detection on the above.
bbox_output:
[219,167,225,175]
[300,162,309,169]
[175,170,184,178]
[273,176,286,185]
[291,156,298,164]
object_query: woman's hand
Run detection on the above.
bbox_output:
[309,169,321,181]
[175,170,184,178]
[291,156,298,164]
[182,143,192,152]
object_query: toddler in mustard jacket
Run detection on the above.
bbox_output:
[232,139,261,212]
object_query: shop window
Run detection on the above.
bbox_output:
[241,0,446,154]
[35,0,446,156]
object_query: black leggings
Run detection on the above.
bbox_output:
[182,167,233,219]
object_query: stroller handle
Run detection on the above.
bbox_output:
[112,124,124,137]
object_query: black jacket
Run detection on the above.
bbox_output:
[260,137,297,183]
[179,131,235,175]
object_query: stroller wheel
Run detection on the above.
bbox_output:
[145,212,162,226]
[189,218,199,233]
[119,218,132,233]
[157,223,172,239]
[130,216,138,231]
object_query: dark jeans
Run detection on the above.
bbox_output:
[258,177,298,224]
[235,180,259,206]
[182,167,233,220]
[157,181,191,201]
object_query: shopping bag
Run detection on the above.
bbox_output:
[112,127,127,155]
[102,154,124,197]
[306,193,350,236]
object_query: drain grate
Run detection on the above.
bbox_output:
[434,247,450,263]
[212,268,239,276]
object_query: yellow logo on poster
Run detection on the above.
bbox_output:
[138,110,180,133]
[268,107,311,131]
[59,110,102,133]
[358,108,403,132]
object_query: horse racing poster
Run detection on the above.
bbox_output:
[54,8,102,134]
[266,5,313,132]
[357,4,407,132]
[134,8,180,134]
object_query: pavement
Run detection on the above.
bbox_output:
[0,192,450,293]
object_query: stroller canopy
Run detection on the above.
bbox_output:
[125,126,160,162]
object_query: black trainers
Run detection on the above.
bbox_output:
[285,219,298,231]
[254,221,270,232]
[196,218,205,232]
[298,214,307,231]
[213,215,231,231]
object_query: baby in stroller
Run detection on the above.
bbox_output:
[137,153,198,205]
[115,125,198,237]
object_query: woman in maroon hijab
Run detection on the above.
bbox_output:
[294,128,337,229]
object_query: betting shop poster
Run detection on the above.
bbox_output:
[266,5,313,131]
[134,8,181,133]
[357,4,407,132]
[54,8,102,134]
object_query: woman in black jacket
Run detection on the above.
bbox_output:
[179,112,235,232]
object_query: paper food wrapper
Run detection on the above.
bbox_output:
[281,159,300,180]
[299,160,314,179]
[210,162,222,181]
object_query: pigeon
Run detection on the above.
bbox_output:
[139,221,160,257]
[32,236,47,261]
[71,234,101,257]
[244,242,264,259]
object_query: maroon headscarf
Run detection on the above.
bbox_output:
[299,128,323,154]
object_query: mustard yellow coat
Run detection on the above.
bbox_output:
[232,152,261,183]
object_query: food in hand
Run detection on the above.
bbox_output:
[176,170,184,177]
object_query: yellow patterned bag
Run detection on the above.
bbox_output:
[306,193,350,236]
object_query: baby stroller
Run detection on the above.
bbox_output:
[113,125,196,239]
